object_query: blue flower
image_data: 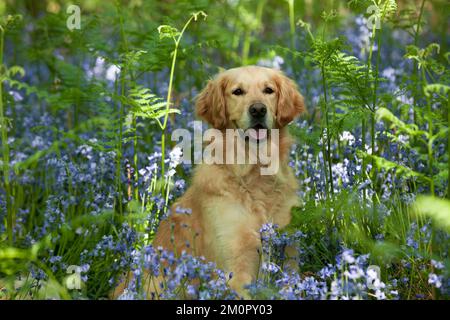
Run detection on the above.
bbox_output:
[428,273,442,289]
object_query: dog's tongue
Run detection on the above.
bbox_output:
[248,128,267,140]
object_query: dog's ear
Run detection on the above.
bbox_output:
[196,76,228,129]
[274,72,305,127]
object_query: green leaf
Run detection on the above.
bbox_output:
[424,83,450,98]
[126,86,179,121]
[357,151,431,183]
[379,0,397,20]
[413,196,450,232]
[0,14,22,30]
[191,11,207,21]
[6,65,25,78]
[157,25,180,40]
[376,107,426,137]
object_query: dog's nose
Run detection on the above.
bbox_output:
[249,103,267,119]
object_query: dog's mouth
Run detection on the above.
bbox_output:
[245,123,268,142]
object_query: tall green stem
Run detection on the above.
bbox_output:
[421,67,435,195]
[160,14,200,175]
[241,0,266,65]
[0,26,14,244]
[160,40,178,177]
[231,0,243,52]
[412,0,426,125]
[363,15,377,206]
[114,1,128,213]
[288,0,295,50]
[0,26,13,243]
[133,113,138,200]
[414,0,426,47]
[447,95,450,199]
[370,22,381,220]
[0,26,12,243]
[241,30,251,65]
[117,1,139,201]
[321,65,334,196]
[361,117,366,187]
[116,70,124,215]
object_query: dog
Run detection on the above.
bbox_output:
[113,66,305,299]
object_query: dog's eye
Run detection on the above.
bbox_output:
[232,88,244,96]
[263,87,274,94]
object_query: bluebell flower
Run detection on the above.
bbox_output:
[428,273,442,289]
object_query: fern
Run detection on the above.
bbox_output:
[357,150,431,183]
[405,43,444,74]
[325,51,376,111]
[424,83,450,99]
[379,0,397,21]
[118,86,180,130]
[308,37,378,113]
[1,65,52,102]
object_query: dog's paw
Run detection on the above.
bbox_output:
[229,274,252,300]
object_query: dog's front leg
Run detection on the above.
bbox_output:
[205,202,261,299]
[225,227,261,299]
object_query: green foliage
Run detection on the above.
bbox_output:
[413,196,450,232]
[125,86,179,129]
[325,49,376,111]
[358,150,430,183]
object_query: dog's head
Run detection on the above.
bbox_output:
[196,66,305,140]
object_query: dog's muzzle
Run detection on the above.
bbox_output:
[249,103,267,120]
[246,103,268,142]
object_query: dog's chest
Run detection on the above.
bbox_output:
[225,166,295,218]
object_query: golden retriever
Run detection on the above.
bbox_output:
[114,66,305,299]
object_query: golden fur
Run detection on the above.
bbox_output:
[113,66,305,299]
